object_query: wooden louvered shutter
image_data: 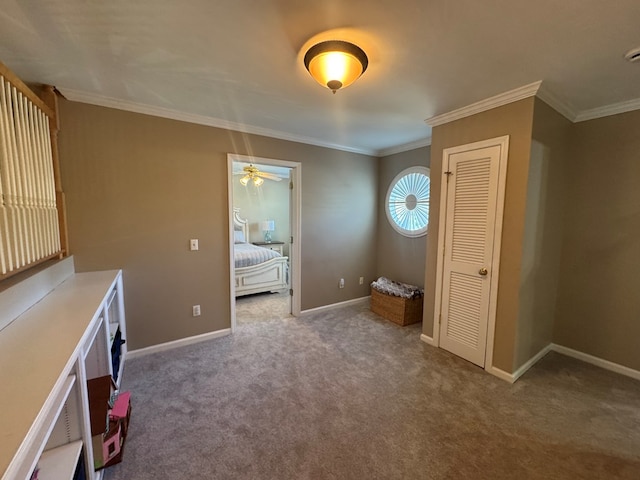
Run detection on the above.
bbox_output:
[439,145,501,367]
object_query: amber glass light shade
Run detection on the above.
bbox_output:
[304,40,368,93]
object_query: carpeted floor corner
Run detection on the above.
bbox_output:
[105,297,640,479]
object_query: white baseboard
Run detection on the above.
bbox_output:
[551,343,640,381]
[127,328,231,359]
[487,343,640,384]
[486,344,553,383]
[487,366,516,383]
[300,296,370,315]
[420,333,437,346]
[511,343,554,382]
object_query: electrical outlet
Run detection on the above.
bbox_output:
[192,305,201,317]
[339,278,345,289]
[190,239,199,251]
[359,276,364,285]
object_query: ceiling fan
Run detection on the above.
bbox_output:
[235,164,282,186]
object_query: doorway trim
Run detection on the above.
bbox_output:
[431,135,509,373]
[227,153,302,333]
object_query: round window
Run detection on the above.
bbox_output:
[385,166,430,237]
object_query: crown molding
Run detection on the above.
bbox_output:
[57,87,377,156]
[425,81,542,127]
[574,97,640,123]
[535,84,578,122]
[424,79,640,128]
[376,137,432,157]
[56,85,640,158]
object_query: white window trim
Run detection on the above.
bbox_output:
[385,166,430,238]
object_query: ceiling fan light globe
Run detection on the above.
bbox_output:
[239,176,249,186]
[254,176,264,187]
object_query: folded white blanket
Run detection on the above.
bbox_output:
[371,277,423,299]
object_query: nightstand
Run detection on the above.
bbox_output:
[253,241,285,255]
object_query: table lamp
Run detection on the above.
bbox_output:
[260,220,275,242]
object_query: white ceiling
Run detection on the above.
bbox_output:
[1,0,639,156]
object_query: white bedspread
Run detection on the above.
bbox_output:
[234,243,282,268]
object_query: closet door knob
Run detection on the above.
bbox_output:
[479,267,488,276]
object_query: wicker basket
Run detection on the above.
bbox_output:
[370,288,423,326]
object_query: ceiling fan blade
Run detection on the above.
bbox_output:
[258,172,283,181]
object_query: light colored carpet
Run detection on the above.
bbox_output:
[105,302,640,479]
[235,291,290,324]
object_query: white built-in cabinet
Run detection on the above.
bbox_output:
[0,263,127,480]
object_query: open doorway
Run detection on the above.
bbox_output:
[227,154,301,331]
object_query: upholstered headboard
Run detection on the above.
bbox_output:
[233,207,249,243]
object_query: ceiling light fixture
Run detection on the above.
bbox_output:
[239,165,265,187]
[240,165,270,187]
[304,40,368,94]
[624,46,640,63]
[240,173,264,187]
[236,164,282,186]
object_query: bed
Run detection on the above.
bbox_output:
[233,208,289,296]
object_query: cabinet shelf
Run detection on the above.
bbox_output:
[0,266,127,480]
[38,440,83,480]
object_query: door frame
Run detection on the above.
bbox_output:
[227,153,302,333]
[431,136,509,372]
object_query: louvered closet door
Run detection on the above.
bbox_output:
[439,145,501,367]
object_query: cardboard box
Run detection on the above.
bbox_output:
[87,376,117,435]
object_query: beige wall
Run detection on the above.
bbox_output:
[25,90,640,373]
[233,168,291,255]
[423,98,535,373]
[58,100,378,350]
[553,109,640,371]
[514,99,571,369]
[376,147,430,287]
